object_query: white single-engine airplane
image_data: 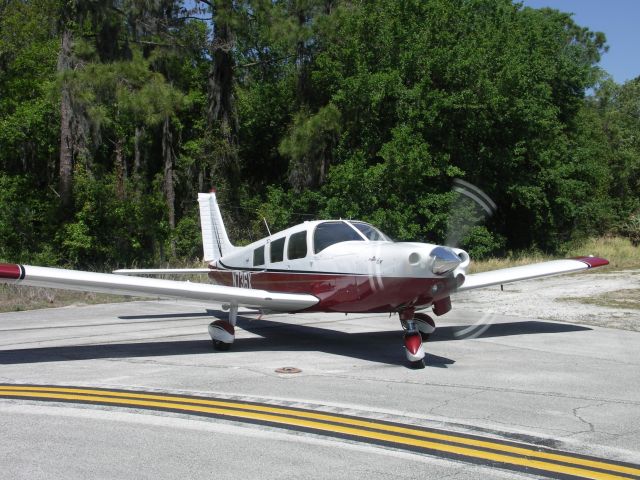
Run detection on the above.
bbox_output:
[0,191,608,368]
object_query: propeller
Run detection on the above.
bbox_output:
[442,179,498,339]
[445,178,497,249]
[430,178,497,296]
[426,179,497,280]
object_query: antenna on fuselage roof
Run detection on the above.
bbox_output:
[263,217,272,236]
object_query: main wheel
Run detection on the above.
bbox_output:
[212,340,231,351]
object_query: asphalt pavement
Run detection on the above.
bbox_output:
[0,285,638,479]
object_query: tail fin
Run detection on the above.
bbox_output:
[198,191,237,262]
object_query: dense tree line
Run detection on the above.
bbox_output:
[0,0,638,267]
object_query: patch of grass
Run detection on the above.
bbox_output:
[470,236,639,273]
[563,236,640,270]
[469,253,551,273]
[0,284,133,313]
[560,289,640,310]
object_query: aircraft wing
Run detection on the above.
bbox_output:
[456,256,609,292]
[0,263,318,312]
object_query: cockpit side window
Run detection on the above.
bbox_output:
[270,237,285,263]
[287,231,308,260]
[313,221,364,254]
[350,221,390,241]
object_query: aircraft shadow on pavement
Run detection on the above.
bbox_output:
[0,312,591,368]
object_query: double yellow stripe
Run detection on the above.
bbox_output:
[0,385,637,480]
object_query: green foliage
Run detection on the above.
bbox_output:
[279,103,341,189]
[0,0,635,268]
[172,211,203,260]
[59,166,167,267]
[460,226,507,260]
[620,212,640,247]
[0,174,58,264]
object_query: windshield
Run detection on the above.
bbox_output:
[313,221,364,253]
[350,221,390,241]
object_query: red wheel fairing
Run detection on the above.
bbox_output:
[404,332,423,355]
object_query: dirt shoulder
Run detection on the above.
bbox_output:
[0,285,133,313]
[455,269,640,331]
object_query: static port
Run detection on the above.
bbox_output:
[409,252,421,265]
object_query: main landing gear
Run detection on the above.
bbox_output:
[208,304,238,351]
[400,309,436,369]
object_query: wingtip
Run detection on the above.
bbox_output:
[573,256,609,268]
[0,263,25,280]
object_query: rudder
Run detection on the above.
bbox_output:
[198,191,236,262]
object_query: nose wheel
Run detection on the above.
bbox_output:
[404,327,426,369]
[400,310,436,369]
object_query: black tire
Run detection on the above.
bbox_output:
[409,359,425,369]
[213,340,231,351]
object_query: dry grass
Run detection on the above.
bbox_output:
[560,288,640,310]
[470,236,639,273]
[0,284,133,313]
[563,236,640,270]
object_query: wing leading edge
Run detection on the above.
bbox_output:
[457,256,609,292]
[0,264,318,312]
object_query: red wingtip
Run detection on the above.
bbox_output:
[0,263,24,280]
[573,256,609,268]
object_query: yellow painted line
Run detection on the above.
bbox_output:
[0,387,636,480]
[0,385,637,477]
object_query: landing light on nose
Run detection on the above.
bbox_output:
[431,246,463,275]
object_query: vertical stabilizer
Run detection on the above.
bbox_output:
[198,192,236,262]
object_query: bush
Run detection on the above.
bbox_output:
[620,212,640,247]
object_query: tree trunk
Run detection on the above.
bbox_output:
[162,116,176,256]
[114,137,126,200]
[208,0,238,166]
[58,28,73,209]
[295,10,309,105]
[133,126,143,175]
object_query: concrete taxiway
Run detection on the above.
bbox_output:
[0,281,639,479]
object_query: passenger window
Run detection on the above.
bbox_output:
[253,245,265,266]
[314,221,364,254]
[287,231,307,260]
[270,237,285,263]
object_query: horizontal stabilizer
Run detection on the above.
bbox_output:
[114,268,211,275]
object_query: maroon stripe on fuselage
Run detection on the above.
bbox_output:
[208,269,449,313]
[0,263,23,280]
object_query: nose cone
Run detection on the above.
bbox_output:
[431,246,463,275]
